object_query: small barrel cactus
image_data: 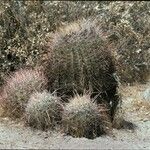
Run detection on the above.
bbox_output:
[0,68,47,118]
[62,94,111,139]
[25,91,64,130]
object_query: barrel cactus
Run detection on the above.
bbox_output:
[62,94,111,139]
[43,18,119,120]
[25,91,64,130]
[0,68,47,118]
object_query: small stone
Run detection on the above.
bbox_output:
[142,88,150,101]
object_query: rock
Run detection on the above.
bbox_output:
[142,88,150,101]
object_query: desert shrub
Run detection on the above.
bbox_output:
[25,91,64,130]
[106,23,150,84]
[101,1,150,84]
[62,94,111,139]
[0,68,47,118]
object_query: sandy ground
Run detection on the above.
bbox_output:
[0,83,150,149]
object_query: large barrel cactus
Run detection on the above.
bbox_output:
[44,18,119,120]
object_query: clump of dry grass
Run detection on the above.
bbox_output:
[25,91,64,130]
[0,68,47,118]
[62,94,111,139]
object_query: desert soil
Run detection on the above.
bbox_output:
[0,83,150,149]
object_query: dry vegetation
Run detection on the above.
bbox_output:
[0,1,149,86]
[0,1,149,140]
